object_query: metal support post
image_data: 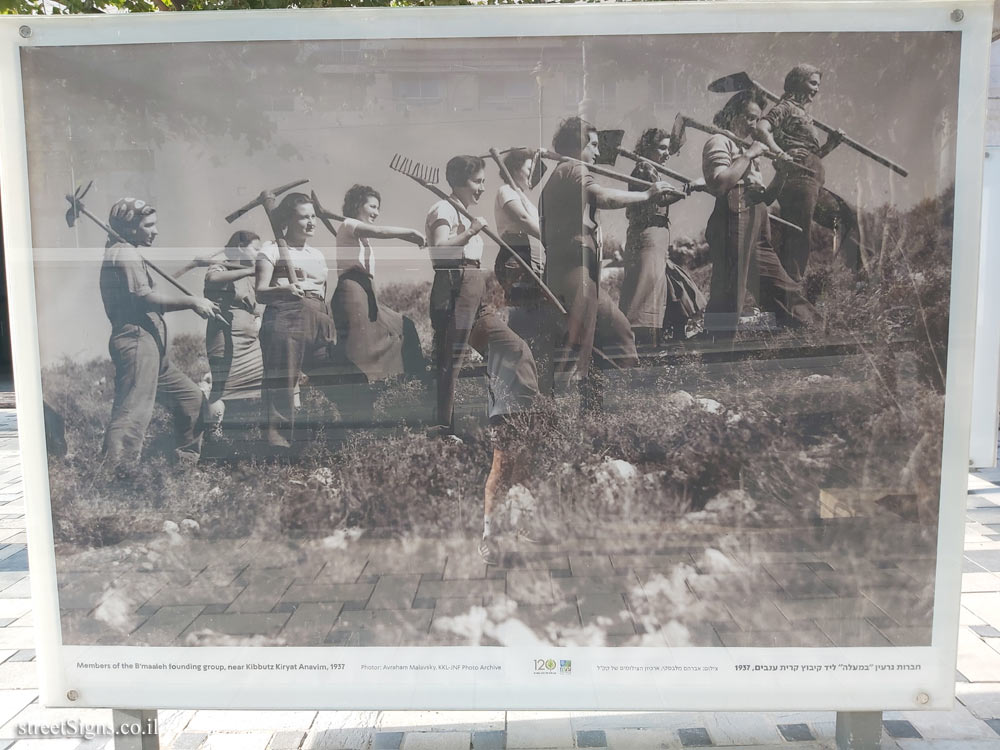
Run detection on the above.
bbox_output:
[835,711,883,750]
[112,708,159,750]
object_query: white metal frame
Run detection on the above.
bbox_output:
[970,147,1000,468]
[0,0,990,712]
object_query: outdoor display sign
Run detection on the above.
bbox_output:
[0,0,990,711]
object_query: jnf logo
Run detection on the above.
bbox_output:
[559,660,572,674]
[533,658,557,674]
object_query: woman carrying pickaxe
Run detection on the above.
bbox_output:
[754,64,849,282]
[67,187,222,466]
[699,91,820,338]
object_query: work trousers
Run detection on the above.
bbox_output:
[704,188,819,334]
[430,268,539,428]
[260,296,339,446]
[102,320,206,464]
[775,152,825,281]
[545,251,639,409]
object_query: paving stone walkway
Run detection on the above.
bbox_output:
[1,410,999,748]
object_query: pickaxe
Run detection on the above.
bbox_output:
[389,153,623,372]
[672,114,816,177]
[593,130,695,187]
[64,183,228,326]
[537,147,686,199]
[707,71,909,178]
[225,179,309,286]
[595,131,804,234]
[309,190,344,238]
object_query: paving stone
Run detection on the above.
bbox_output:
[965,550,1000,571]
[226,577,295,614]
[415,579,503,601]
[441,552,487,581]
[202,732,272,750]
[0,627,32,649]
[372,731,404,749]
[130,605,204,645]
[0,578,29,599]
[777,723,815,741]
[0,661,35,689]
[171,733,208,749]
[280,602,343,646]
[883,720,921,738]
[7,649,32,662]
[187,711,315,732]
[268,730,307,749]
[0,688,35,728]
[956,682,1000,719]
[280,583,374,605]
[762,563,837,598]
[971,625,1000,637]
[962,572,1000,593]
[677,727,713,746]
[506,712,574,749]
[718,624,832,647]
[814,617,892,646]
[400,731,470,749]
[577,593,635,635]
[576,729,608,747]
[863,589,932,627]
[471,729,506,750]
[505,602,582,635]
[183,612,290,637]
[899,703,1000,740]
[568,555,615,576]
[367,575,421,610]
[604,727,682,749]
[506,570,556,605]
[551,576,634,598]
[147,584,245,608]
[773,595,886,622]
[878,626,933,647]
[724,601,791,631]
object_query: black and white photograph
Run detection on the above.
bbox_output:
[18,23,960,659]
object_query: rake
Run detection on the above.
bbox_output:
[389,153,622,372]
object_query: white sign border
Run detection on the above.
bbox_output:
[0,0,990,711]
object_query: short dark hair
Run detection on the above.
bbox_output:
[272,192,313,233]
[552,116,596,157]
[445,155,486,189]
[783,64,821,96]
[634,128,670,159]
[713,90,766,132]
[225,230,260,253]
[502,148,534,177]
[343,184,381,219]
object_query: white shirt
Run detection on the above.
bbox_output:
[425,198,484,267]
[494,184,539,239]
[335,217,375,277]
[258,241,328,297]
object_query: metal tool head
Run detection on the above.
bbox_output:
[225,178,309,224]
[309,190,340,238]
[708,71,756,94]
[65,181,96,228]
[389,154,439,185]
[595,130,625,166]
[670,113,688,155]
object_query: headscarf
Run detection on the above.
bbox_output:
[108,197,156,242]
